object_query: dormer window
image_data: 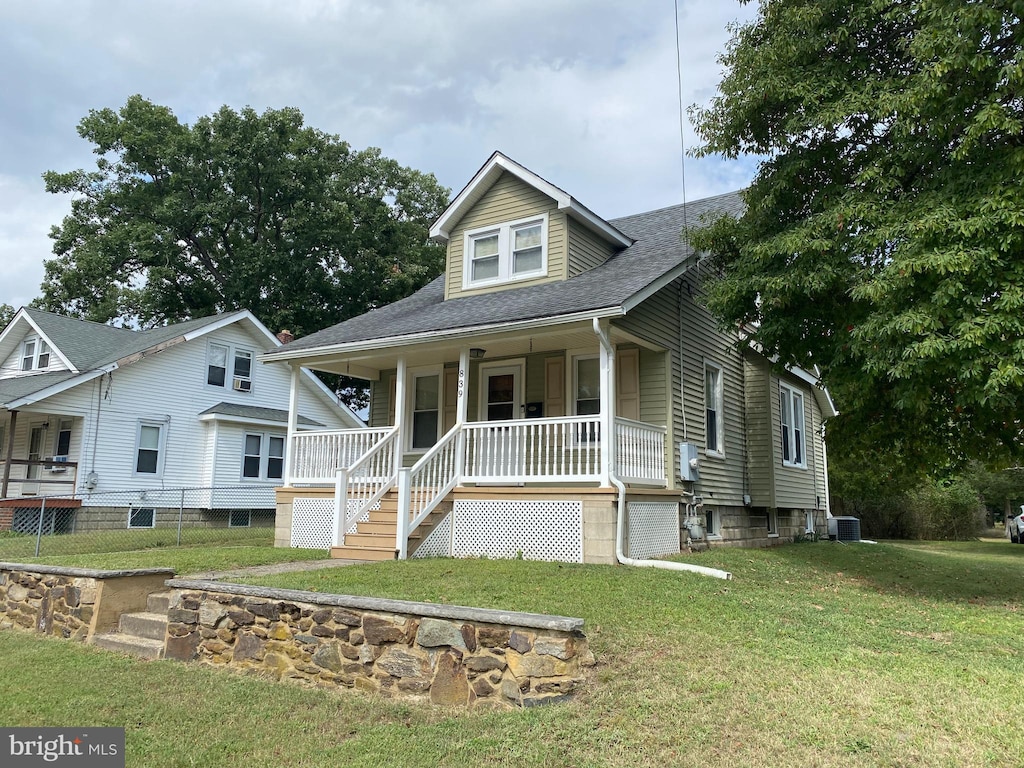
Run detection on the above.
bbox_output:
[21,338,50,371]
[464,214,547,289]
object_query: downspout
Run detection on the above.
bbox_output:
[593,318,732,581]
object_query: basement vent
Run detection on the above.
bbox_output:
[828,516,861,542]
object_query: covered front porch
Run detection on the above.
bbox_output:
[272,317,681,563]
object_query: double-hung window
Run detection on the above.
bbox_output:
[779,384,806,468]
[207,342,254,392]
[704,362,724,456]
[464,215,547,289]
[20,338,50,371]
[134,421,165,476]
[410,372,441,451]
[242,433,285,480]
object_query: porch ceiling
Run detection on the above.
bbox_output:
[295,320,661,379]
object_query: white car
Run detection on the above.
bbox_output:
[1008,506,1024,544]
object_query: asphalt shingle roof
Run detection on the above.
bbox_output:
[198,402,325,427]
[281,190,745,352]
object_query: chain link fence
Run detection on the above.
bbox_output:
[0,486,278,559]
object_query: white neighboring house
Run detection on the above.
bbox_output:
[0,308,361,531]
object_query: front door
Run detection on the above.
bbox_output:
[26,424,45,481]
[478,362,524,481]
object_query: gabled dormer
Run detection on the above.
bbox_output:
[430,152,633,300]
[0,309,77,380]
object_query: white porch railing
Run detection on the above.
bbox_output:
[461,416,603,483]
[396,425,462,558]
[291,428,392,483]
[335,427,400,545]
[615,417,668,486]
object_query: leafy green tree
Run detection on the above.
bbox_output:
[0,304,14,330]
[41,96,449,339]
[690,1,1024,463]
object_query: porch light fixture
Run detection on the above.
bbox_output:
[469,348,486,359]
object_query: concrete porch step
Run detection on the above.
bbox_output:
[147,591,173,614]
[92,632,165,659]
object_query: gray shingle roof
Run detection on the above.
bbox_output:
[0,310,244,407]
[198,402,325,427]
[281,190,745,352]
[23,309,234,371]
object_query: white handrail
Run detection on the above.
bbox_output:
[291,428,391,483]
[396,425,461,559]
[335,427,400,545]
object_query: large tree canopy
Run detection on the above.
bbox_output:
[41,96,450,337]
[690,0,1024,464]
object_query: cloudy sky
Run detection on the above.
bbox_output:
[0,0,758,311]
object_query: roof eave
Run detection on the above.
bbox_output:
[261,306,625,365]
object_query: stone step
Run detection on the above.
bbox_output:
[330,544,397,561]
[146,591,173,614]
[119,611,169,642]
[92,632,165,660]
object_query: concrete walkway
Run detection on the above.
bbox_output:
[183,558,368,581]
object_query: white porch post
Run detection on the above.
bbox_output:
[393,356,408,468]
[596,319,616,487]
[283,363,300,487]
[455,348,470,480]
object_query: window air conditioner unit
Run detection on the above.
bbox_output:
[233,378,252,392]
[827,516,861,542]
[48,455,68,474]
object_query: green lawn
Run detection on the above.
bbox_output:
[0,539,1022,767]
[0,526,275,560]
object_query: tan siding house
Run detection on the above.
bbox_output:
[265,151,836,563]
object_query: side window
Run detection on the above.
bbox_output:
[704,362,723,455]
[573,356,601,416]
[780,385,806,468]
[53,418,73,459]
[207,342,253,392]
[135,421,165,476]
[21,339,36,371]
[208,343,228,387]
[242,432,286,480]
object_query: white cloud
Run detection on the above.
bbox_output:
[0,0,757,309]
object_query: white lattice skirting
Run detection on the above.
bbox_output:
[451,500,583,563]
[627,501,680,559]
[411,513,453,558]
[291,498,336,549]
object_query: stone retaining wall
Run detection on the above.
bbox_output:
[164,579,593,708]
[0,563,173,641]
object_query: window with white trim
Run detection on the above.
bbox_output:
[134,421,165,476]
[780,384,806,468]
[20,338,50,371]
[705,507,721,538]
[128,507,155,529]
[53,418,72,459]
[207,342,254,392]
[242,433,285,480]
[704,362,724,456]
[573,356,601,416]
[410,371,441,451]
[463,215,548,288]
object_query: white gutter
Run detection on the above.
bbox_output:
[593,318,733,581]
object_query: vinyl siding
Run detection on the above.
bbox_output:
[743,354,774,507]
[618,272,747,506]
[1,322,349,496]
[444,172,566,299]
[566,219,617,276]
